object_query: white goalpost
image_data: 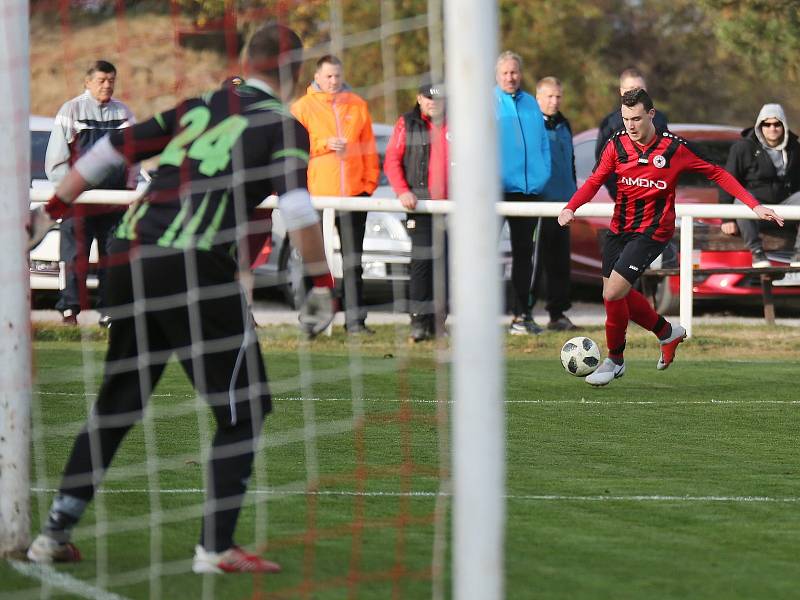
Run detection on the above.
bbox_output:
[0,0,33,557]
[444,1,506,599]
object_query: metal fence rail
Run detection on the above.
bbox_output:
[30,190,800,335]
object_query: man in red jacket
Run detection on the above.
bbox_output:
[559,88,783,386]
[384,83,449,342]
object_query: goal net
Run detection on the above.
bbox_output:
[3,1,503,599]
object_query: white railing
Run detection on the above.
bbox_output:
[30,189,800,337]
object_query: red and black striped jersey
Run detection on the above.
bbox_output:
[565,130,760,241]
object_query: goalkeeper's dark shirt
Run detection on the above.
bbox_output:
[566,129,760,242]
[106,79,309,256]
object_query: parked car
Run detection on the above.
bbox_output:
[29,115,65,293]
[29,115,150,298]
[250,122,416,305]
[571,124,800,313]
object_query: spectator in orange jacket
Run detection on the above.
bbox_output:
[291,55,380,334]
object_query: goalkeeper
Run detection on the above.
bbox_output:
[26,22,334,573]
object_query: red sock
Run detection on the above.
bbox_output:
[626,288,659,330]
[604,297,629,360]
[626,289,671,338]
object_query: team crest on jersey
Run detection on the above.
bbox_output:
[652,154,666,168]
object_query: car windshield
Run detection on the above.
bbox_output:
[675,140,735,188]
[375,132,390,186]
[31,130,49,182]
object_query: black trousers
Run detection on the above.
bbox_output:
[505,192,541,317]
[57,241,270,552]
[56,211,122,315]
[532,216,573,320]
[408,214,448,322]
[335,209,368,327]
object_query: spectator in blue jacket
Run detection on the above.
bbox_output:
[534,76,578,331]
[494,51,551,334]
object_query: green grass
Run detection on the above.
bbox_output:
[3,324,800,599]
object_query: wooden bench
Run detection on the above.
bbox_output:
[641,266,800,325]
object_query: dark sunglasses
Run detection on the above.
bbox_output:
[760,121,783,129]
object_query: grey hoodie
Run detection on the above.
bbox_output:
[754,103,788,177]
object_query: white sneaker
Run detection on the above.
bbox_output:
[192,545,281,574]
[508,317,543,335]
[585,358,625,386]
[657,324,687,370]
[26,534,81,563]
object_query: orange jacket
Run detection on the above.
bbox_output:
[291,85,380,197]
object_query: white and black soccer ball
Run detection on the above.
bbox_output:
[560,336,601,377]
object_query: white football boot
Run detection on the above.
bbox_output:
[586,358,626,387]
[192,545,281,574]
[26,534,81,563]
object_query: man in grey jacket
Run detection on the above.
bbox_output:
[46,60,136,325]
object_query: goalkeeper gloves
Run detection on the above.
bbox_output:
[298,273,335,338]
[28,194,71,251]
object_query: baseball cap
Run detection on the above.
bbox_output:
[418,83,446,99]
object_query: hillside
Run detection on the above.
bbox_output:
[31,11,232,120]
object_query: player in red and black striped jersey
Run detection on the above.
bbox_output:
[559,88,783,386]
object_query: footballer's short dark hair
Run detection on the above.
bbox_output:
[246,22,303,81]
[621,87,654,112]
[86,60,116,76]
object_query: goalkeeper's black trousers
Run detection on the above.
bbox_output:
[55,241,271,553]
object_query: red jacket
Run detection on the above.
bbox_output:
[384,108,449,200]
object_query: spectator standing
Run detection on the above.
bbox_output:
[291,55,380,334]
[494,51,551,335]
[45,60,137,326]
[595,68,669,198]
[534,76,578,331]
[26,23,335,571]
[384,83,449,342]
[719,103,800,267]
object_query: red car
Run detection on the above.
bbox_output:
[570,124,800,313]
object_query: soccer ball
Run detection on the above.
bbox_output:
[560,336,601,377]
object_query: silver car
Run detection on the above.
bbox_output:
[251,122,414,305]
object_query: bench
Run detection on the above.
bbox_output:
[641,266,800,325]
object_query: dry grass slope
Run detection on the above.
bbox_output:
[31,11,231,120]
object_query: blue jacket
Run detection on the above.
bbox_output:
[540,112,577,201]
[494,86,551,195]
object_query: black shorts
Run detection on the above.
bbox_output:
[103,239,271,427]
[602,232,669,285]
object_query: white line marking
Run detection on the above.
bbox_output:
[30,487,800,503]
[8,559,130,600]
[33,392,800,406]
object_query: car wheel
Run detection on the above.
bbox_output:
[653,276,679,315]
[278,241,305,309]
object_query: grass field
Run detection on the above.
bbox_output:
[2,324,800,599]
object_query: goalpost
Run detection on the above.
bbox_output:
[0,0,33,558]
[445,1,505,599]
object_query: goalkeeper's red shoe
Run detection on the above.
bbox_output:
[26,534,82,563]
[657,324,687,371]
[192,545,281,574]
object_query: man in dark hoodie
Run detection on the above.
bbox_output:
[720,103,800,267]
